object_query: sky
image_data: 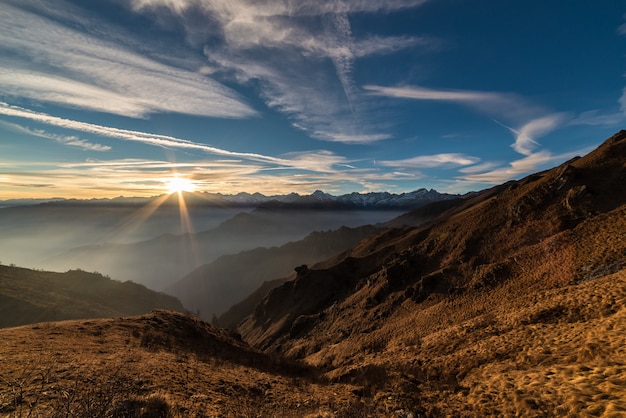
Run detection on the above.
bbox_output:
[0,0,625,199]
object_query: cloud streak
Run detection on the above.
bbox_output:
[455,115,571,186]
[0,103,370,177]
[0,0,257,119]
[125,0,430,143]
[364,84,544,123]
[0,121,111,152]
[380,153,480,169]
[365,84,577,186]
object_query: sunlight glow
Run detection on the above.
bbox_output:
[165,176,196,195]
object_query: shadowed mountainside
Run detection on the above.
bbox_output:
[166,225,383,322]
[214,197,470,330]
[0,264,184,328]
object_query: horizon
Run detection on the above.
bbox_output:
[1,1,625,199]
[0,186,454,204]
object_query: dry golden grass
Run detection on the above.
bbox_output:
[297,266,626,416]
[0,311,372,417]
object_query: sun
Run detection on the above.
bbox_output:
[165,176,196,194]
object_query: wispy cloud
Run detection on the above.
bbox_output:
[364,84,542,123]
[457,149,587,185]
[457,114,572,186]
[364,83,578,186]
[1,153,429,198]
[380,153,480,169]
[0,121,111,152]
[0,0,256,119]
[0,103,381,185]
[570,110,625,126]
[505,114,568,156]
[0,103,284,165]
[125,0,431,143]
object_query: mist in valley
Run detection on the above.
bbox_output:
[0,199,405,310]
[0,202,252,268]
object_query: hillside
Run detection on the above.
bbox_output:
[237,130,626,415]
[0,310,370,416]
[0,265,184,328]
[166,225,382,322]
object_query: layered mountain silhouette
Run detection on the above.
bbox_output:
[48,208,404,290]
[0,264,183,328]
[0,188,455,210]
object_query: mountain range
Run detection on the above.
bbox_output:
[0,188,457,209]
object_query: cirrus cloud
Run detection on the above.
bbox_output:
[0,0,257,119]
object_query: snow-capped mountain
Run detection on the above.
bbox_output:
[1,188,459,210]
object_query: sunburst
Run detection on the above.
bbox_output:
[165,176,196,195]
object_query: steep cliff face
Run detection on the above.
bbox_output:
[239,131,626,364]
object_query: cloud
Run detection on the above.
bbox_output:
[457,149,586,186]
[0,103,439,197]
[0,103,284,164]
[570,110,625,126]
[0,102,366,177]
[124,0,430,143]
[0,121,111,152]
[365,85,502,102]
[1,152,429,198]
[509,114,568,156]
[0,1,256,119]
[456,114,573,186]
[458,162,500,174]
[364,84,543,123]
[380,153,480,169]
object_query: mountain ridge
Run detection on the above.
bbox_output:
[0,188,458,210]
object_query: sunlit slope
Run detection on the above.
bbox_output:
[0,265,184,328]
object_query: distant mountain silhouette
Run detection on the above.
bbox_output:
[0,264,184,328]
[48,208,406,290]
[0,188,457,209]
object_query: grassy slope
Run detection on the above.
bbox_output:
[0,310,368,417]
[0,265,184,328]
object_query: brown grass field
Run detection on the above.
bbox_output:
[0,311,370,417]
[2,267,625,416]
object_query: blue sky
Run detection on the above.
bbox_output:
[0,0,624,198]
